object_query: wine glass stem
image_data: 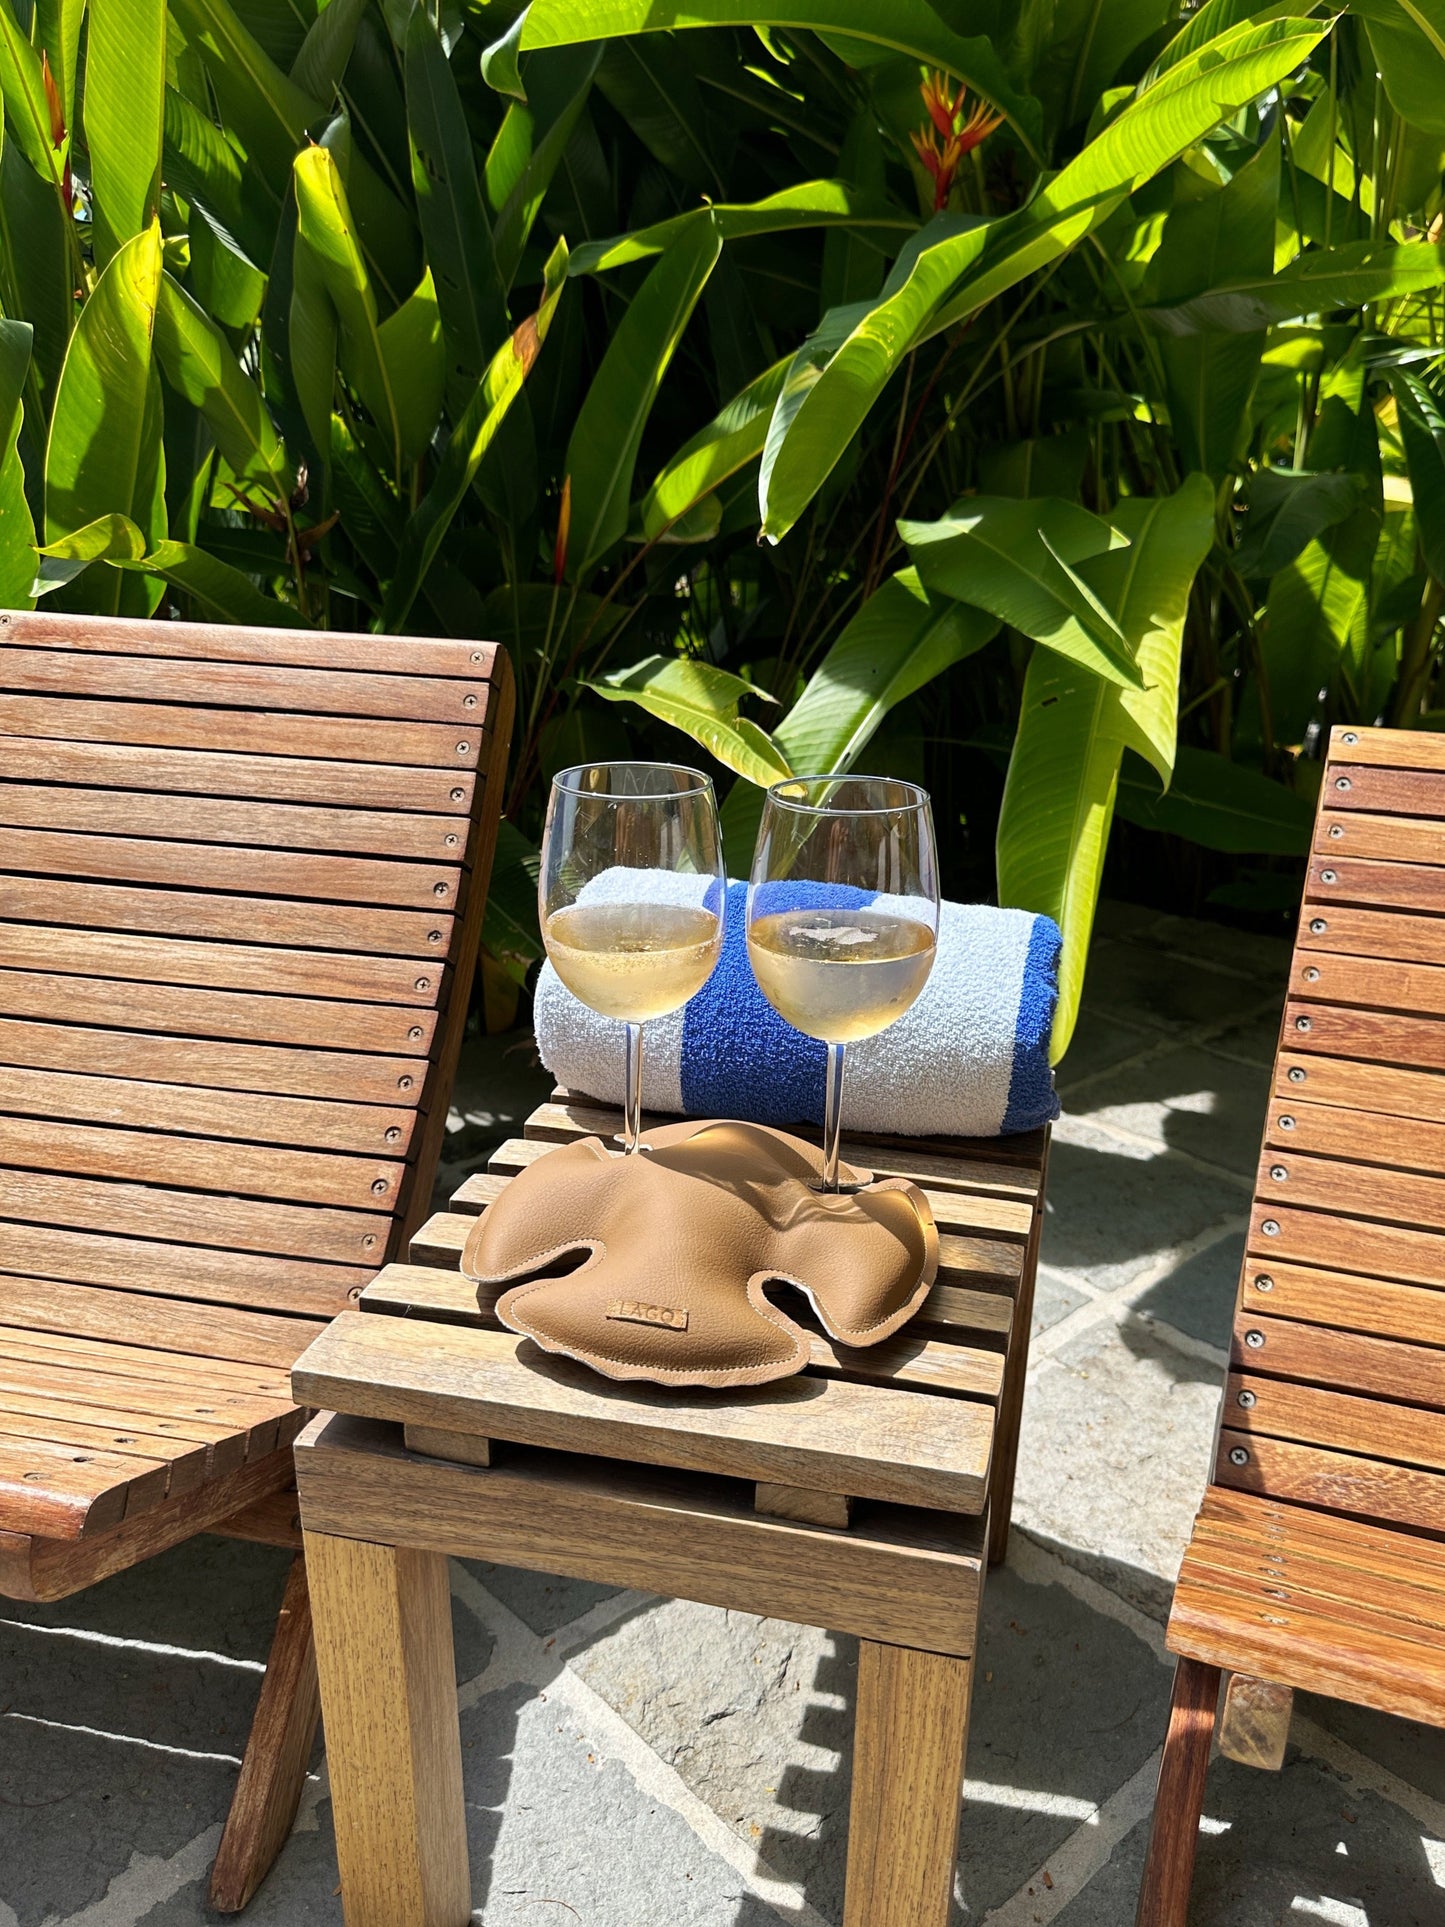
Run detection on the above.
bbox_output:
[623,1021,644,1154]
[822,1041,846,1193]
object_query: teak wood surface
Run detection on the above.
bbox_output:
[292,1089,1050,1925]
[0,610,513,1910]
[1137,725,1445,1926]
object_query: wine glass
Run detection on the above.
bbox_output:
[540,762,726,1154]
[747,776,940,1192]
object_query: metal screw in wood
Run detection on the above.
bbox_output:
[1309,918,1327,933]
[1237,1390,1257,1408]
[1245,1330,1266,1348]
[1255,1275,1274,1291]
[1278,1116,1295,1129]
[1229,1446,1250,1465]
[1288,1066,1306,1082]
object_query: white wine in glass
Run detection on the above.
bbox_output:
[747,778,940,1191]
[540,763,726,1153]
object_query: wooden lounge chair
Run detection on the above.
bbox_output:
[0,610,512,1910]
[1136,722,1445,1923]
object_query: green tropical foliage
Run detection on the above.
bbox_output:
[1,0,1444,1053]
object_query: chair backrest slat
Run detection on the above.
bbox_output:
[1223,725,1445,1536]
[0,610,512,1335]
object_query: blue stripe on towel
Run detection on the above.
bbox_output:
[680,880,871,1124]
[1002,913,1061,1133]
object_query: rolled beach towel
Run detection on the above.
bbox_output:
[534,878,1060,1139]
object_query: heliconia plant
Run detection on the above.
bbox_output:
[0,0,1443,1049]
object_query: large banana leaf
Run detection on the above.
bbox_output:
[405,5,507,384]
[169,0,321,192]
[1116,745,1314,853]
[34,0,84,136]
[997,648,1124,1063]
[163,85,273,264]
[1150,132,1277,479]
[0,0,60,182]
[757,14,1327,539]
[116,537,310,624]
[376,269,446,461]
[716,568,997,864]
[291,0,367,103]
[639,355,789,540]
[1264,515,1382,738]
[0,142,71,396]
[587,654,791,786]
[993,475,1214,1055]
[0,317,34,609]
[489,45,601,293]
[1350,0,1445,136]
[901,495,1144,689]
[1232,468,1363,578]
[1150,240,1445,333]
[1392,369,1445,584]
[570,181,910,276]
[1080,477,1215,782]
[563,213,722,578]
[153,273,292,499]
[382,242,567,630]
[293,143,400,477]
[86,0,165,259]
[495,0,1045,157]
[44,224,167,616]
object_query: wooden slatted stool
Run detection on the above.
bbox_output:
[292,1089,1050,1927]
[1136,722,1445,1924]
[0,610,512,1910]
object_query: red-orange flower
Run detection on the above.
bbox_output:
[911,70,1004,213]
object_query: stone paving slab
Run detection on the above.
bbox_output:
[3,905,1442,1927]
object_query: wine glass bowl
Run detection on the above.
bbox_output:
[747,777,940,1190]
[540,762,726,1152]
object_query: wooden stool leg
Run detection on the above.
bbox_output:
[1135,1657,1221,1927]
[988,1137,1050,1566]
[305,1530,469,1927]
[209,1553,322,1911]
[844,1640,973,1927]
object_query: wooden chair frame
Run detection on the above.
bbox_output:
[1137,723,1445,1924]
[0,610,513,1908]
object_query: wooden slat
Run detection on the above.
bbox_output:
[1325,762,1445,818]
[1315,809,1445,867]
[2,877,453,956]
[0,693,480,768]
[1249,1200,1445,1290]
[0,1331,292,1406]
[0,647,489,725]
[0,1064,417,1157]
[1306,855,1445,916]
[0,783,467,861]
[0,972,436,1056]
[1292,950,1445,1020]
[0,1434,171,1538]
[1274,1050,1445,1123]
[1260,1146,1445,1231]
[294,1413,986,1659]
[358,1261,1006,1401]
[0,1408,214,1494]
[0,923,443,1004]
[1265,1100,1445,1175]
[1296,904,1445,968]
[0,1220,370,1317]
[1324,726,1445,772]
[0,1167,390,1264]
[0,1276,322,1367]
[1228,1371,1445,1472]
[0,1117,404,1210]
[1217,1426,1445,1531]
[1194,1489,1445,1587]
[0,827,460,908]
[0,610,497,679]
[291,1316,995,1515]
[0,736,476,814]
[407,1208,1023,1304]
[1243,1257,1445,1349]
[0,1017,426,1104]
[515,1101,1046,1201]
[1231,1314,1445,1407]
[1284,999,1445,1072]
[462,1157,1033,1242]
